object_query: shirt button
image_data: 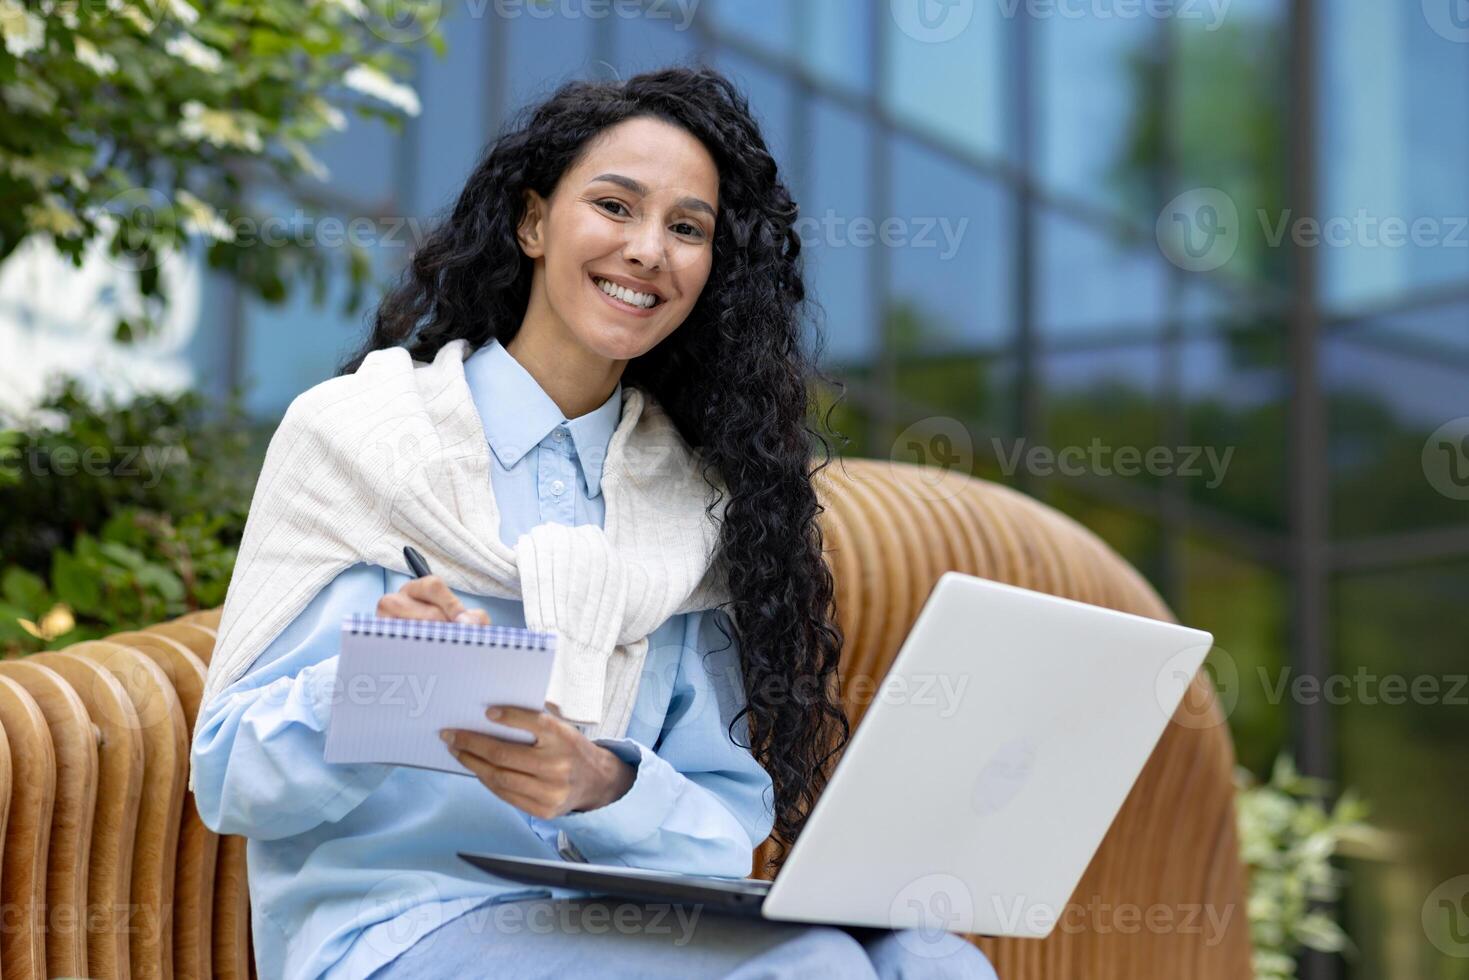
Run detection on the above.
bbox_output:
[553,428,565,441]
[551,480,565,495]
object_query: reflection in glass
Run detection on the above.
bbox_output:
[1180,535,1289,777]
[888,135,1014,350]
[804,98,876,364]
[1326,328,1469,538]
[881,0,1007,161]
[1335,562,1469,980]
[1036,209,1167,339]
[1181,329,1288,531]
[1319,1,1469,311]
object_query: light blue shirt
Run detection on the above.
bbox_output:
[190,337,775,980]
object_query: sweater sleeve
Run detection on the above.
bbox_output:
[541,607,776,877]
[190,562,397,841]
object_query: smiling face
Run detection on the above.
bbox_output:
[514,115,720,366]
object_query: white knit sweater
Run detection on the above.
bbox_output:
[191,337,732,793]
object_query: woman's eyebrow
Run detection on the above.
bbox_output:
[588,172,716,218]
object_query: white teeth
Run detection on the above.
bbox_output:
[594,276,658,309]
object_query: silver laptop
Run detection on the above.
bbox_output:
[460,570,1213,938]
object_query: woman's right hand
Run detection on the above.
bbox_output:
[377,574,492,625]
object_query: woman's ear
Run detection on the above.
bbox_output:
[517,188,546,258]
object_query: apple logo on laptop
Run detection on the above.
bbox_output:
[970,735,1037,816]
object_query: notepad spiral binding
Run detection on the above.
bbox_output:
[341,613,557,650]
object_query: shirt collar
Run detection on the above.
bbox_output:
[464,337,623,498]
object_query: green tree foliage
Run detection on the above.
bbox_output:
[0,0,438,339]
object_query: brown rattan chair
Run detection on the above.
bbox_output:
[0,457,1251,979]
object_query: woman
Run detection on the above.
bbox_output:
[190,66,999,979]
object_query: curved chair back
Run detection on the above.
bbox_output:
[28,651,145,980]
[0,660,97,978]
[0,674,55,980]
[62,641,187,980]
[130,620,252,980]
[110,630,216,980]
[748,459,1253,979]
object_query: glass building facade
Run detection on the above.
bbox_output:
[186,3,1469,977]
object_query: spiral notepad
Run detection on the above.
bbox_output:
[323,614,558,776]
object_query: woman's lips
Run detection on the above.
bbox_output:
[588,273,661,318]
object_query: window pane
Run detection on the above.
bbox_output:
[893,354,1018,457]
[1035,11,1157,220]
[1036,209,1168,339]
[882,0,1007,162]
[612,10,702,73]
[1179,535,1289,778]
[1169,2,1289,290]
[804,98,876,365]
[710,49,795,173]
[796,0,873,94]
[816,365,875,459]
[310,97,399,207]
[411,6,489,217]
[503,7,597,118]
[1319,0,1469,312]
[709,0,795,57]
[1181,329,1289,531]
[1047,488,1167,590]
[1040,344,1163,491]
[888,135,1014,351]
[1326,325,1469,538]
[1334,561,1469,980]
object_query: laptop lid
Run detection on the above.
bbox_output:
[759,571,1213,938]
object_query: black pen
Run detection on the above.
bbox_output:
[403,545,432,579]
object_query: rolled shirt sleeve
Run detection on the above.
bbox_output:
[190,562,398,841]
[544,607,776,877]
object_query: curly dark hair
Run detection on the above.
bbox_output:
[337,65,850,872]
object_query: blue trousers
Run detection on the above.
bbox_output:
[365,895,1000,979]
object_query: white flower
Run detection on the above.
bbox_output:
[165,33,223,74]
[74,37,118,75]
[179,100,265,153]
[309,95,348,132]
[39,0,80,30]
[343,64,420,117]
[25,193,82,238]
[175,189,236,242]
[1,0,45,57]
[283,138,331,183]
[319,0,368,18]
[165,0,200,25]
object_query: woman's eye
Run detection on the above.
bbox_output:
[672,222,704,239]
[597,199,629,217]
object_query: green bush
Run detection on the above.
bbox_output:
[0,379,266,653]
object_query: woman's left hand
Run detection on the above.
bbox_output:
[440,707,636,818]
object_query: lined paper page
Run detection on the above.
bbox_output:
[324,617,557,776]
